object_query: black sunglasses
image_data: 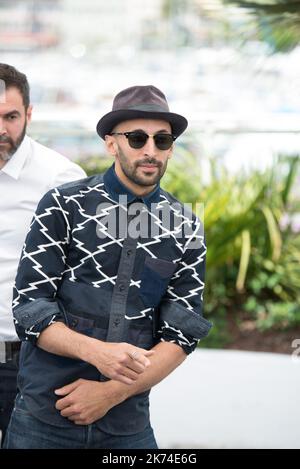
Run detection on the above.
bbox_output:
[109,131,177,150]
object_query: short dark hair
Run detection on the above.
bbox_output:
[0,63,30,109]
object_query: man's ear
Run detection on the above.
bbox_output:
[26,104,33,124]
[105,135,118,156]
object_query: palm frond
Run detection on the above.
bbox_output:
[223,0,300,50]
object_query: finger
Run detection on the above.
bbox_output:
[60,406,79,418]
[126,359,147,374]
[126,350,153,373]
[67,414,83,424]
[144,350,155,356]
[113,372,134,385]
[55,380,80,396]
[121,367,139,381]
[138,348,155,366]
[135,347,155,357]
[135,352,153,368]
[55,396,72,411]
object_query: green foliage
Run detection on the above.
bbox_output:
[245,298,300,330]
[198,308,232,349]
[223,0,300,51]
[201,154,300,334]
[160,147,201,205]
[162,151,300,335]
[78,155,112,177]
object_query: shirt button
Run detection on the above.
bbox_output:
[119,284,125,292]
[126,249,133,256]
[113,318,120,327]
[71,319,78,327]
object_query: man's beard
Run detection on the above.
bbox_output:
[116,144,168,187]
[0,123,27,162]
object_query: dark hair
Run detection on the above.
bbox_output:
[0,63,30,109]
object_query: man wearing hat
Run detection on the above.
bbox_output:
[4,85,212,449]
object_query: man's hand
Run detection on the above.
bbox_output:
[37,323,154,385]
[55,379,115,425]
[87,341,154,385]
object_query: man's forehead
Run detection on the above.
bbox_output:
[0,85,24,110]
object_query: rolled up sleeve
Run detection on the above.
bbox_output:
[12,188,70,344]
[157,217,212,354]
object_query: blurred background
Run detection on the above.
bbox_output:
[1,0,299,448]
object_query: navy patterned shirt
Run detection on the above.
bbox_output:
[13,164,212,355]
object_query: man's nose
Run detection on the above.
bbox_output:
[0,118,7,135]
[142,136,157,156]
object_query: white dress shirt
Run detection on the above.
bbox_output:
[0,135,86,341]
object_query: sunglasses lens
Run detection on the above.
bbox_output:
[154,134,174,150]
[126,132,174,150]
[128,133,148,149]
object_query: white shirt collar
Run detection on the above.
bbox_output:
[1,135,30,180]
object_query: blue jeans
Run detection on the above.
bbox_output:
[4,393,158,449]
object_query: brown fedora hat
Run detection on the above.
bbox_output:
[96,85,188,140]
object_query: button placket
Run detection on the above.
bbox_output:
[105,229,138,345]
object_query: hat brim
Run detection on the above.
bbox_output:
[96,109,188,140]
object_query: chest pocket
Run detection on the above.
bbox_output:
[139,257,177,309]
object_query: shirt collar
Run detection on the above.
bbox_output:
[0,135,30,180]
[103,163,161,210]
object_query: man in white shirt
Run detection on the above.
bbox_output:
[0,63,86,444]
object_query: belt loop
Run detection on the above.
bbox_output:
[5,342,13,362]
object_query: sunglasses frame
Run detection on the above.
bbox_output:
[109,131,177,150]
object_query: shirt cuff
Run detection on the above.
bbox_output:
[158,322,199,355]
[23,313,63,345]
[159,299,213,340]
[13,298,64,344]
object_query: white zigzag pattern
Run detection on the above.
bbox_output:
[64,184,125,285]
[158,321,197,347]
[165,226,206,310]
[125,307,153,320]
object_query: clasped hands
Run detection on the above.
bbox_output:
[55,340,154,425]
